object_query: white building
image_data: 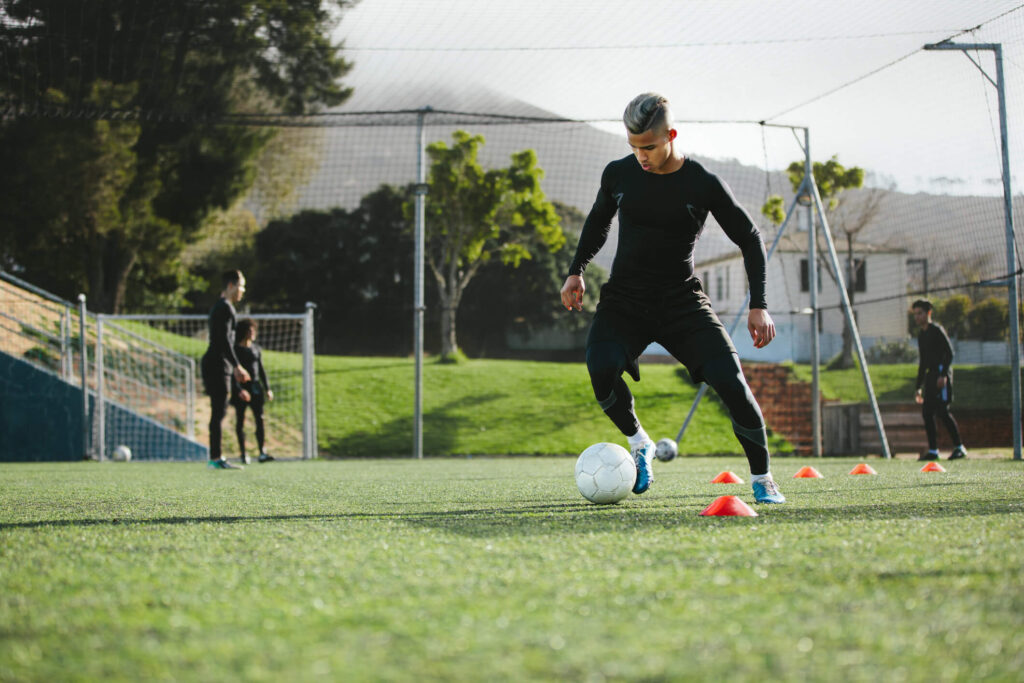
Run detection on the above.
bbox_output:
[648,230,909,363]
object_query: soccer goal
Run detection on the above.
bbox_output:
[99,308,318,462]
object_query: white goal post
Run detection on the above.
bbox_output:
[97,305,317,461]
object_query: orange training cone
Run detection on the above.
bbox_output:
[849,463,877,475]
[700,495,758,517]
[921,462,946,472]
[793,466,823,479]
[711,471,744,484]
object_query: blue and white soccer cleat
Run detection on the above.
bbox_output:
[752,476,786,504]
[631,441,655,494]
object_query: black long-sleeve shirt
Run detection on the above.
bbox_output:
[916,322,954,391]
[202,297,241,374]
[568,156,767,309]
[233,343,270,397]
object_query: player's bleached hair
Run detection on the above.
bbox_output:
[623,93,673,135]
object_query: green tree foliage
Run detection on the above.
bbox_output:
[933,294,971,338]
[458,202,606,357]
[0,0,353,312]
[966,297,1009,341]
[251,185,414,355]
[420,131,564,359]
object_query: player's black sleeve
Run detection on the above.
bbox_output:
[209,300,240,369]
[916,324,954,389]
[707,173,768,310]
[916,334,926,389]
[255,346,270,391]
[568,165,618,277]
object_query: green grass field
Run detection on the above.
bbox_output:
[313,356,792,457]
[2,457,1022,681]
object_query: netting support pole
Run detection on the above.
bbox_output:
[413,107,431,459]
[802,128,822,457]
[303,302,318,459]
[924,41,1020,460]
[95,315,106,461]
[810,176,891,459]
[78,294,90,460]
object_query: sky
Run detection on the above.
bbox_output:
[331,0,1024,197]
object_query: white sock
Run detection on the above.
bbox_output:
[627,427,651,448]
[929,449,939,455]
[751,472,772,483]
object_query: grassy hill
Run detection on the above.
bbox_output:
[313,356,1015,458]
[314,356,790,458]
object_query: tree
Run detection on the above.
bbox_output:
[420,131,564,359]
[0,0,353,312]
[251,185,415,355]
[458,202,607,357]
[761,155,875,369]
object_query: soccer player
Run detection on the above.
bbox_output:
[201,270,251,470]
[912,299,967,461]
[559,92,785,503]
[231,318,275,464]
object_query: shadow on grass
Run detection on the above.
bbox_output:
[322,392,506,457]
[4,496,1020,536]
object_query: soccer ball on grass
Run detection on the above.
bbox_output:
[574,442,636,504]
[112,445,132,462]
[655,437,678,462]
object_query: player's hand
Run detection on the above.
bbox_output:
[560,275,585,312]
[240,389,251,403]
[914,388,924,404]
[267,390,274,402]
[748,308,776,348]
[936,376,946,389]
[234,365,251,383]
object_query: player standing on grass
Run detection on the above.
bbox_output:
[912,299,967,461]
[559,92,785,503]
[231,318,275,465]
[202,270,250,470]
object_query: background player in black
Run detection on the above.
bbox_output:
[201,269,251,470]
[231,318,275,464]
[559,92,785,503]
[912,299,967,461]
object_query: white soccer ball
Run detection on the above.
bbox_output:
[574,442,636,504]
[655,437,678,462]
[112,445,132,462]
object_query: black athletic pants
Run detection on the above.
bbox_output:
[202,362,231,461]
[922,399,962,451]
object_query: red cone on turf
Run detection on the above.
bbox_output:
[711,471,744,484]
[793,466,823,479]
[849,463,877,475]
[921,462,946,472]
[700,495,758,517]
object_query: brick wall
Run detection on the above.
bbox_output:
[743,362,1018,455]
[743,363,815,454]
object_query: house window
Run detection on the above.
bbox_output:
[715,270,723,300]
[801,259,866,292]
[724,266,730,299]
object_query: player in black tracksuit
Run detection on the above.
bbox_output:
[201,270,250,469]
[231,318,275,464]
[912,299,967,461]
[560,92,785,504]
